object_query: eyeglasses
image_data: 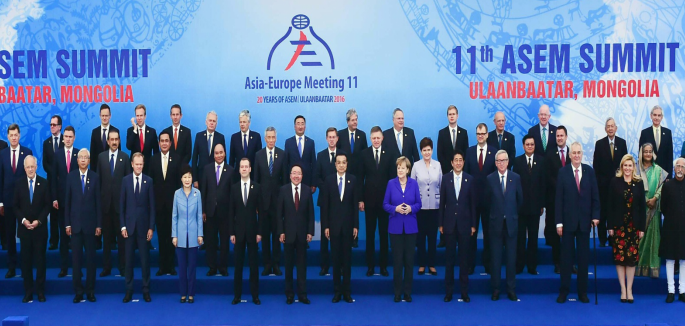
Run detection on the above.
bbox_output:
[50,123,60,127]
[476,133,487,136]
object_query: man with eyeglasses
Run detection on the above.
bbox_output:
[51,126,79,278]
[42,115,64,251]
[464,123,496,275]
[527,104,557,156]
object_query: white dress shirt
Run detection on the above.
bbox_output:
[109,149,119,171]
[241,178,251,204]
[327,148,337,163]
[266,147,275,167]
[291,182,301,202]
[64,146,74,166]
[337,172,346,201]
[241,130,250,148]
[394,128,404,150]
[101,124,110,141]
[135,124,146,143]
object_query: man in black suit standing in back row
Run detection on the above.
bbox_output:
[488,112,516,169]
[383,108,419,171]
[228,110,262,178]
[545,126,572,274]
[126,104,158,175]
[437,105,469,175]
[337,109,367,249]
[639,105,673,179]
[42,115,63,251]
[528,104,557,156]
[193,111,226,188]
[90,104,119,250]
[162,104,192,165]
[51,126,78,278]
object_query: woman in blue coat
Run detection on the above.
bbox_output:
[172,164,203,303]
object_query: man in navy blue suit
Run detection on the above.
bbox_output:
[382,108,420,168]
[162,104,192,165]
[486,150,523,301]
[487,112,516,169]
[126,104,158,175]
[555,142,600,304]
[51,126,79,278]
[464,123,496,275]
[639,105,673,179]
[314,127,342,276]
[438,151,476,303]
[229,110,262,178]
[120,153,156,303]
[192,111,226,188]
[527,104,557,156]
[65,149,102,303]
[0,124,33,278]
[284,115,317,193]
[42,115,63,250]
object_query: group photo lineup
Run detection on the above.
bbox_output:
[0,0,684,325]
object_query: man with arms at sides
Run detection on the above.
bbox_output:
[254,126,287,276]
[15,155,51,303]
[120,153,156,303]
[359,126,395,277]
[284,115,317,193]
[97,129,131,277]
[555,142,600,304]
[42,115,63,251]
[437,105,469,175]
[150,131,181,276]
[488,112,516,169]
[464,123,496,274]
[314,127,342,276]
[545,125,572,274]
[593,117,628,247]
[90,104,119,173]
[0,135,6,253]
[229,110,262,178]
[162,104,192,165]
[192,111,226,188]
[528,104,557,156]
[65,149,102,303]
[639,105,673,179]
[383,108,420,169]
[337,109,367,248]
[51,125,77,278]
[201,144,234,276]
[229,158,263,305]
[512,135,546,275]
[277,164,315,305]
[126,104,158,175]
[321,152,359,303]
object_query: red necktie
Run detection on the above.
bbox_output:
[560,149,566,167]
[294,186,300,211]
[478,148,483,171]
[139,127,144,152]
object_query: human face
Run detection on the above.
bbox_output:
[24,158,36,179]
[108,131,120,151]
[206,113,217,133]
[524,138,535,155]
[50,117,61,135]
[63,130,74,148]
[100,108,111,126]
[451,154,464,173]
[77,152,90,170]
[294,118,306,136]
[605,119,617,138]
[570,145,583,167]
[181,172,193,188]
[335,155,347,174]
[495,153,509,174]
[214,144,225,164]
[622,159,634,178]
[538,105,550,126]
[159,134,171,153]
[8,129,19,147]
[421,146,432,161]
[476,126,488,145]
[370,131,383,148]
[239,160,251,179]
[131,156,144,175]
[290,166,302,185]
[494,112,506,132]
[396,162,408,179]
[642,146,653,163]
[326,130,338,149]
[347,114,358,131]
[651,108,663,126]
[265,130,276,149]
[393,111,404,130]
[675,160,685,180]
[170,107,182,126]
[239,115,250,133]
[135,108,146,127]
[556,129,567,147]
[447,108,458,125]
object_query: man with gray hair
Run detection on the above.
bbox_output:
[229,110,262,178]
[593,117,627,246]
[639,105,673,179]
[660,158,685,303]
[382,108,419,167]
[192,110,226,187]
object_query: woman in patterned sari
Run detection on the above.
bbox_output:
[636,143,667,278]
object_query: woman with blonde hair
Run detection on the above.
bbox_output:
[636,143,668,278]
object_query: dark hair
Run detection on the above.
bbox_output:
[447,105,458,115]
[239,157,251,167]
[51,115,62,125]
[64,126,75,135]
[294,115,306,124]
[557,125,568,136]
[419,137,433,150]
[134,104,146,114]
[290,163,303,174]
[100,104,110,113]
[7,124,19,135]
[476,123,488,132]
[336,152,348,161]
[522,134,534,144]
[108,129,120,139]
[170,104,182,114]
[452,150,465,161]
[159,130,172,141]
[370,126,382,134]
[325,127,338,137]
[180,164,192,177]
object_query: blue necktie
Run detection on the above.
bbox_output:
[29,179,34,203]
[455,175,460,200]
[498,134,502,148]
[501,175,505,194]
[243,133,248,156]
[350,132,355,153]
[207,133,212,155]
[396,132,402,153]
[338,176,343,198]
[53,136,58,152]
[102,128,107,150]
[110,153,115,176]
[298,136,303,158]
[81,174,86,193]
[135,176,140,195]
[269,151,273,175]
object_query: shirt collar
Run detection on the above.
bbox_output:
[241,130,250,137]
[215,161,223,168]
[337,172,346,179]
[109,149,118,155]
[525,153,534,160]
[608,136,615,143]
[133,173,142,178]
[540,123,549,129]
[498,170,508,179]
[477,143,487,151]
[80,169,88,176]
[558,146,566,152]
[139,124,146,130]
[101,124,110,130]
[394,127,403,134]
[27,176,36,183]
[348,128,355,134]
[373,145,382,152]
[65,146,73,151]
[328,148,336,155]
[10,145,19,150]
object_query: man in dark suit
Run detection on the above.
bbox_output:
[359,126,395,277]
[89,104,119,173]
[254,127,287,276]
[439,151,476,302]
[593,117,628,246]
[639,105,673,179]
[1,124,33,278]
[228,158,262,305]
[125,104,158,175]
[149,131,180,276]
[527,104,557,156]
[192,111,226,188]
[42,115,63,250]
[284,115,317,191]
[200,143,234,276]
[51,126,78,278]
[65,149,102,303]
[555,142,600,304]
[464,123,496,274]
[314,127,342,276]
[488,112,516,169]
[486,150,523,301]
[277,164,315,304]
[14,155,50,303]
[0,136,6,251]
[162,104,192,165]
[512,135,546,275]
[382,108,420,168]
[321,153,359,303]
[437,105,470,175]
[97,129,131,277]
[337,109,366,248]
[120,153,156,303]
[228,110,262,178]
[545,126,571,274]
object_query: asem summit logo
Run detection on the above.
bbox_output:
[267,14,335,71]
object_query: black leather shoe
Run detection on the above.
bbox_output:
[219,269,229,277]
[557,294,567,303]
[418,268,425,275]
[5,270,15,278]
[380,268,389,277]
[403,294,412,302]
[48,244,58,250]
[429,268,438,276]
[100,270,111,277]
[437,238,446,248]
[22,294,32,303]
[58,269,68,278]
[343,295,354,303]
[188,297,194,304]
[679,293,685,302]
[73,294,83,303]
[273,266,283,276]
[206,269,217,276]
[508,292,518,301]
[123,292,132,303]
[444,294,452,302]
[299,297,311,304]
[286,297,294,304]
[666,293,675,303]
[491,291,500,301]
[394,295,401,302]
[461,294,471,303]
[143,293,151,302]
[528,269,539,275]
[469,266,475,275]
[366,268,374,277]
[579,294,590,303]
[169,269,177,276]
[156,269,165,276]
[232,297,241,305]
[87,294,96,302]
[332,293,341,303]
[319,267,329,276]
[253,297,261,305]
[572,265,578,274]
[261,267,271,276]
[37,293,46,302]
[554,265,560,274]
[180,297,186,303]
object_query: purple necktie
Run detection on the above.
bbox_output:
[575,169,580,192]
[216,164,221,185]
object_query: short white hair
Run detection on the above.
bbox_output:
[605,117,616,126]
[78,148,90,158]
[265,126,276,136]
[495,149,508,160]
[650,105,663,115]
[570,141,583,153]
[23,155,37,166]
[239,110,251,121]
[206,110,218,120]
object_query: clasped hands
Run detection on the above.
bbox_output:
[395,203,411,215]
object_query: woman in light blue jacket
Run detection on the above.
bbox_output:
[172,164,203,303]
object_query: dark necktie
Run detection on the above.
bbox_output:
[478,148,483,171]
[243,133,248,156]
[102,128,107,150]
[53,137,58,152]
[269,151,273,175]
[81,174,86,193]
[498,134,502,148]
[135,176,140,195]
[528,157,532,173]
[294,186,300,211]
[560,149,566,167]
[330,151,335,163]
[207,134,213,155]
[12,149,16,173]
[350,132,355,153]
[110,153,115,176]
[243,183,248,206]
[375,149,379,169]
